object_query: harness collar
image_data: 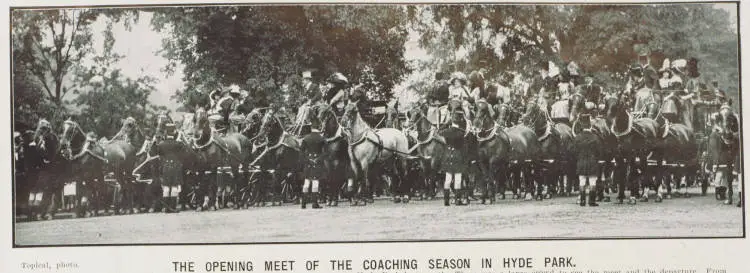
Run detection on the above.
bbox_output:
[537,121,552,141]
[611,112,634,138]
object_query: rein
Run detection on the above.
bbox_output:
[343,112,424,161]
[71,141,110,164]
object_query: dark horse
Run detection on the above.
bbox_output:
[253,109,302,206]
[315,104,350,206]
[571,94,619,202]
[522,103,575,200]
[606,93,660,204]
[495,104,543,201]
[472,101,513,203]
[191,108,253,210]
[651,96,699,201]
[406,101,447,200]
[59,119,137,216]
[26,120,64,220]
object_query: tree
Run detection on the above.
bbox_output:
[408,4,738,93]
[73,67,158,137]
[11,9,138,105]
[151,6,412,109]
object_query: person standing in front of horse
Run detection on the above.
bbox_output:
[442,111,469,206]
[153,123,188,213]
[300,117,326,209]
[574,125,602,207]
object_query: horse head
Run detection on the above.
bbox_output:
[340,101,361,131]
[522,102,547,129]
[32,119,52,152]
[568,92,585,123]
[59,119,85,160]
[472,102,495,134]
[259,108,285,141]
[316,104,340,136]
[718,107,740,143]
[192,107,210,140]
[241,108,265,140]
[603,92,624,124]
[120,116,143,142]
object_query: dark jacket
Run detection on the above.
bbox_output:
[574,131,603,175]
[581,84,603,105]
[441,125,467,173]
[300,131,326,179]
[643,65,659,89]
[429,81,450,104]
[305,83,322,104]
[154,138,188,186]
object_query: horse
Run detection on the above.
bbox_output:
[651,95,699,200]
[522,102,575,200]
[58,119,136,216]
[605,92,660,204]
[706,109,740,204]
[406,101,447,200]
[500,116,543,201]
[568,93,617,200]
[253,108,302,206]
[341,101,410,205]
[313,104,351,206]
[472,101,513,203]
[132,114,175,212]
[191,107,253,210]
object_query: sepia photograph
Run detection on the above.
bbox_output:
[11,2,743,246]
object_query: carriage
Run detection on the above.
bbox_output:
[647,87,725,196]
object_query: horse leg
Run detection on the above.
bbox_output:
[614,157,627,204]
[476,159,489,204]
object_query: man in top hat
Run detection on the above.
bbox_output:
[428,72,450,106]
[295,71,323,131]
[299,117,326,209]
[638,54,659,89]
[153,122,188,213]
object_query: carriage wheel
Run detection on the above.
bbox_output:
[280,180,298,204]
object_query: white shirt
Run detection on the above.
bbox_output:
[449,85,469,100]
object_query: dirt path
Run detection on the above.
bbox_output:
[15,188,743,246]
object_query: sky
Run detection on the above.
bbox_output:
[86,3,738,112]
[87,12,185,112]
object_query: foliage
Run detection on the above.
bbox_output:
[407,4,738,95]
[72,68,158,137]
[11,8,166,135]
[151,5,411,110]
